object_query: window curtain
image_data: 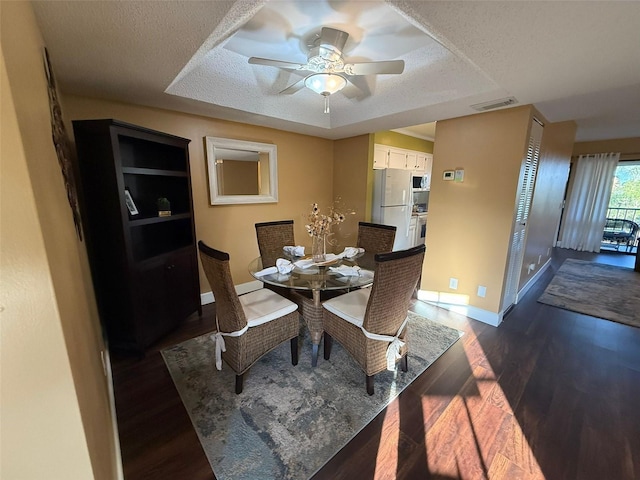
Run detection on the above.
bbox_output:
[559,152,620,252]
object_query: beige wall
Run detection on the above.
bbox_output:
[518,120,576,291]
[1,2,117,479]
[423,107,576,317]
[63,95,336,286]
[332,135,371,246]
[423,106,533,314]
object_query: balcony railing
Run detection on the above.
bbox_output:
[602,207,639,253]
[606,207,640,224]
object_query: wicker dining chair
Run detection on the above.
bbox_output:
[357,222,396,254]
[294,222,397,366]
[322,244,426,395]
[198,241,299,394]
[253,219,343,367]
[254,219,298,299]
[255,220,296,268]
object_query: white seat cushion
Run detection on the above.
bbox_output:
[240,288,298,327]
[322,287,371,327]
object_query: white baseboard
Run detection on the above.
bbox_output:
[419,257,551,327]
[102,344,124,480]
[515,258,551,303]
[200,280,263,305]
[417,290,503,326]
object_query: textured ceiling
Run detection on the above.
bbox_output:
[32,0,640,142]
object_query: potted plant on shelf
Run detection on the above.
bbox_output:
[157,197,171,217]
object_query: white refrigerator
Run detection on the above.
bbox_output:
[372,169,413,251]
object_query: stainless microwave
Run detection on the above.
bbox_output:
[412,174,428,190]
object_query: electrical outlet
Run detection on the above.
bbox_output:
[477,285,487,297]
[449,277,458,290]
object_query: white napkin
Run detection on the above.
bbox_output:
[334,270,374,283]
[329,265,362,276]
[254,266,277,277]
[294,258,315,269]
[359,270,374,280]
[341,247,365,258]
[322,253,340,263]
[276,258,294,274]
[283,245,305,256]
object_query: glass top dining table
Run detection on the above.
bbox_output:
[248,251,376,305]
[249,249,376,367]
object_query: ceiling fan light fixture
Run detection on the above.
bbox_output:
[304,73,346,96]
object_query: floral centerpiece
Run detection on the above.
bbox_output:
[305,202,349,262]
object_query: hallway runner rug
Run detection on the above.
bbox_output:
[537,258,640,328]
[162,311,462,480]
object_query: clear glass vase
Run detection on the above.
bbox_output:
[312,234,326,263]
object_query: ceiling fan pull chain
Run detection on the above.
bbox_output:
[324,94,330,114]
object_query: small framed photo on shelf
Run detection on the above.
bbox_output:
[124,189,139,215]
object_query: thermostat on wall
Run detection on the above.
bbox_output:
[443,170,454,181]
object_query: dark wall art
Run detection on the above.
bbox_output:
[43,47,83,241]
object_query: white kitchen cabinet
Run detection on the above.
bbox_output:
[405,151,418,170]
[413,154,426,172]
[373,144,433,174]
[373,144,389,169]
[422,153,433,189]
[388,149,408,169]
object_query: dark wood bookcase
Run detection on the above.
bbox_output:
[73,119,201,353]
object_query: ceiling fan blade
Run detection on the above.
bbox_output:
[279,78,306,95]
[346,60,405,75]
[341,77,370,100]
[319,27,349,53]
[249,57,306,70]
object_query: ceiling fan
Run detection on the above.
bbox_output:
[248,27,405,112]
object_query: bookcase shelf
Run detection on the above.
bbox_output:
[73,119,201,353]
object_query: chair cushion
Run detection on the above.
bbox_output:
[240,288,298,327]
[322,287,371,327]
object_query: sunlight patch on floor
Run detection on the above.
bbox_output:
[420,355,544,479]
[373,402,402,478]
[419,290,470,306]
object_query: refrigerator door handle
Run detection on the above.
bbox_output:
[406,206,411,238]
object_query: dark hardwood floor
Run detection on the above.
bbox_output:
[111,248,640,479]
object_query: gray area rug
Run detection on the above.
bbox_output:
[162,311,462,480]
[538,258,640,328]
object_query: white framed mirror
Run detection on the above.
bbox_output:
[205,137,278,205]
